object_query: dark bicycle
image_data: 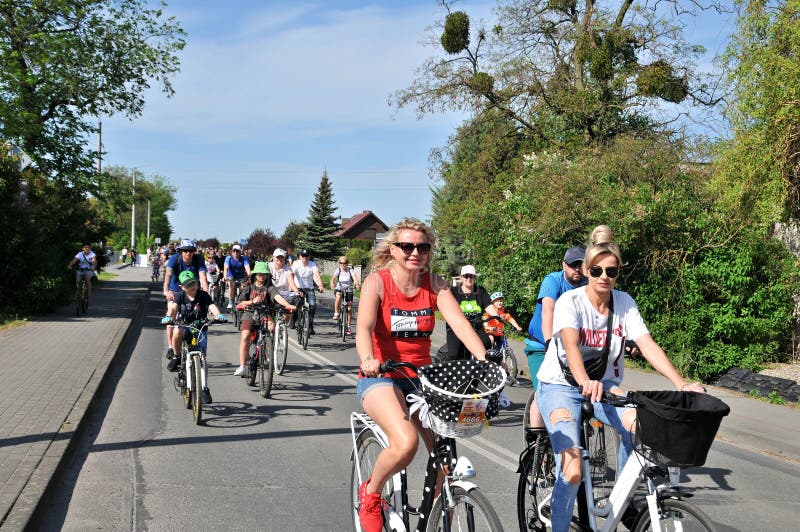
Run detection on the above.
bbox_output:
[74,267,91,316]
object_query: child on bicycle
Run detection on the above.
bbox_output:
[234,261,297,378]
[482,291,524,346]
[162,270,227,402]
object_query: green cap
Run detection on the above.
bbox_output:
[178,270,198,286]
[252,261,270,275]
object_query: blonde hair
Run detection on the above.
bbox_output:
[585,225,622,267]
[370,218,436,272]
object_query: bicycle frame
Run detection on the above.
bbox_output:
[350,412,481,532]
[180,324,210,394]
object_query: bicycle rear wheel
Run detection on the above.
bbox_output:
[517,431,556,532]
[246,342,258,387]
[260,336,274,398]
[350,430,395,532]
[428,485,502,532]
[191,353,203,425]
[341,305,348,342]
[274,321,288,375]
[633,498,715,532]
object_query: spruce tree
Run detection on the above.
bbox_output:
[301,170,341,260]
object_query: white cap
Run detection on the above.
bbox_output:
[460,265,477,276]
[273,248,287,258]
[232,244,242,251]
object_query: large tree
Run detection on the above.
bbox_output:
[300,170,341,260]
[392,0,726,145]
[0,0,186,181]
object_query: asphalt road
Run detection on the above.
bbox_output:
[39,286,800,531]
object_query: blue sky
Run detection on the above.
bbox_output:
[102,1,736,244]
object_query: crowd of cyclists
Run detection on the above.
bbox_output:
[70,218,712,531]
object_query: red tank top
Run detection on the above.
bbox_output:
[371,268,437,378]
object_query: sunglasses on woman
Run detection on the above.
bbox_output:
[393,242,432,254]
[588,265,619,279]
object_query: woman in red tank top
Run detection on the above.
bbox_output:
[354,218,489,532]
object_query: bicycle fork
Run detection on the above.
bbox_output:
[184,351,208,391]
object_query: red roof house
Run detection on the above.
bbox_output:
[334,210,389,241]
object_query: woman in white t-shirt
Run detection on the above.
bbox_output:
[536,225,705,532]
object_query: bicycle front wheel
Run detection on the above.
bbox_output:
[503,347,518,385]
[517,431,556,532]
[633,498,715,532]
[351,430,394,532]
[274,321,288,375]
[260,336,274,398]
[428,485,502,532]
[246,342,258,387]
[191,353,203,425]
[341,305,348,342]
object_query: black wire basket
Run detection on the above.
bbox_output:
[631,390,730,467]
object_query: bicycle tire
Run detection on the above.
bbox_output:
[341,304,348,343]
[246,342,258,387]
[275,321,288,375]
[517,431,556,532]
[181,350,191,409]
[296,307,308,349]
[633,498,715,532]
[350,430,395,532]
[81,284,89,314]
[260,335,274,398]
[503,347,518,385]
[428,485,503,532]
[301,308,310,350]
[75,284,81,316]
[191,353,203,424]
[234,308,241,329]
[587,422,619,506]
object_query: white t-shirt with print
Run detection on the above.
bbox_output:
[536,287,649,387]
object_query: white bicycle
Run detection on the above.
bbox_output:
[350,359,508,531]
[517,389,729,532]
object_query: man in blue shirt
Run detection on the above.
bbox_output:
[524,246,587,426]
[162,239,208,359]
[223,244,251,309]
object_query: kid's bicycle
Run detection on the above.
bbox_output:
[517,389,729,532]
[168,317,224,425]
[238,302,275,398]
[350,359,508,531]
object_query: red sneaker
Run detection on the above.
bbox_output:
[358,480,384,532]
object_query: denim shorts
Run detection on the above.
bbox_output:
[356,376,421,405]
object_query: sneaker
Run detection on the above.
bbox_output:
[202,388,213,404]
[233,365,250,377]
[226,302,233,309]
[308,327,315,335]
[358,480,384,532]
[346,327,353,335]
[165,347,174,360]
[332,313,339,320]
[167,356,180,372]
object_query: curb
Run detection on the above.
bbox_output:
[1,286,150,531]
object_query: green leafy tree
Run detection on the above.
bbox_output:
[712,0,800,225]
[281,220,306,253]
[300,170,341,260]
[0,0,186,181]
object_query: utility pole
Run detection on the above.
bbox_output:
[131,171,135,251]
[97,119,102,174]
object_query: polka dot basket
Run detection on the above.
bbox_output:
[418,359,507,438]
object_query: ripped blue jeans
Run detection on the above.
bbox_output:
[536,381,634,532]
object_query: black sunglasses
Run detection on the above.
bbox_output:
[393,242,432,254]
[588,265,619,279]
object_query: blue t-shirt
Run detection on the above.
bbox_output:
[224,255,250,278]
[166,254,206,292]
[526,270,587,350]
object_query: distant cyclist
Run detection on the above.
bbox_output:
[67,243,97,301]
[223,244,251,309]
[482,291,523,346]
[443,264,495,361]
[162,270,227,404]
[291,249,325,334]
[331,256,361,335]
